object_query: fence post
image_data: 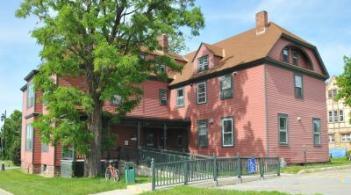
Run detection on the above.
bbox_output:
[237,155,242,183]
[184,160,189,185]
[213,155,218,186]
[151,158,156,191]
[259,158,264,179]
[277,157,281,176]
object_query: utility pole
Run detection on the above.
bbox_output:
[0,110,6,171]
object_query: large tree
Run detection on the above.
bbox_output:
[336,56,351,115]
[0,110,22,165]
[16,0,204,176]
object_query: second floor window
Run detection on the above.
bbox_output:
[220,74,233,99]
[176,88,184,107]
[196,82,207,104]
[339,110,344,122]
[341,133,351,142]
[27,83,35,108]
[197,120,208,147]
[313,118,321,145]
[198,55,209,72]
[222,117,234,147]
[294,74,303,99]
[25,124,33,151]
[334,110,339,122]
[159,89,167,105]
[279,114,288,145]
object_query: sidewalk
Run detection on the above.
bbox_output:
[92,183,152,195]
[0,188,12,195]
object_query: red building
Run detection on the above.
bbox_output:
[21,11,329,176]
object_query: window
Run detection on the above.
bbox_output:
[292,50,299,65]
[25,124,33,151]
[176,88,184,107]
[220,75,233,99]
[62,146,74,160]
[278,114,288,145]
[313,118,321,145]
[328,111,333,123]
[282,48,289,63]
[294,74,303,99]
[196,82,207,104]
[328,89,337,99]
[159,89,167,105]
[334,110,338,122]
[157,64,166,73]
[111,95,122,106]
[197,120,208,147]
[198,55,209,72]
[41,143,49,152]
[329,134,335,143]
[339,110,344,122]
[341,133,351,142]
[27,83,35,108]
[222,117,234,147]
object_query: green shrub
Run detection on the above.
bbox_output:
[347,150,351,160]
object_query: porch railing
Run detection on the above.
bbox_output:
[151,156,280,190]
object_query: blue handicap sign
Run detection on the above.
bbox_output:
[247,158,256,174]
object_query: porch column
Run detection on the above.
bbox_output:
[137,121,141,149]
[163,123,167,149]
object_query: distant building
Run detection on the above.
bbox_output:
[327,76,351,152]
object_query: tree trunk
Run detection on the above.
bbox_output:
[85,99,102,177]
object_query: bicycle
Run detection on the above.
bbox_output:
[105,162,120,182]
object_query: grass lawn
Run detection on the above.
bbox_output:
[281,158,351,174]
[141,186,289,195]
[0,169,149,195]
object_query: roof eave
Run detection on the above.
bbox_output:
[24,69,39,82]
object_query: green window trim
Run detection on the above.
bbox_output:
[278,113,288,145]
[312,118,321,146]
[293,73,303,99]
[197,120,208,147]
[220,74,233,100]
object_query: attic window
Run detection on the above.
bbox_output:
[282,48,289,63]
[281,46,313,70]
[198,55,209,72]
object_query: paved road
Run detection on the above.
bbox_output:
[220,168,351,195]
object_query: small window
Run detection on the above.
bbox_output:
[332,89,337,98]
[328,111,333,123]
[282,48,289,63]
[176,88,185,107]
[157,64,166,73]
[278,114,288,145]
[313,118,321,145]
[294,74,303,99]
[222,117,234,147]
[111,95,122,106]
[159,89,167,105]
[198,55,209,72]
[334,110,338,122]
[27,83,35,108]
[292,50,299,65]
[341,133,351,142]
[220,75,233,99]
[41,143,49,153]
[339,110,344,122]
[196,82,207,104]
[328,90,332,99]
[197,120,208,147]
[329,134,335,143]
[25,124,33,151]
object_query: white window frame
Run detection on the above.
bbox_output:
[294,73,303,99]
[333,110,338,122]
[111,95,122,106]
[176,88,185,107]
[222,117,234,147]
[341,133,351,142]
[27,82,35,108]
[329,134,335,143]
[25,124,33,151]
[328,111,333,123]
[313,118,321,145]
[196,82,207,104]
[278,114,288,145]
[159,89,168,105]
[197,120,208,147]
[198,55,209,72]
[282,48,289,63]
[339,110,344,122]
[220,74,233,99]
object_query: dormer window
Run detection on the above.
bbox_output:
[198,55,209,72]
[282,48,289,63]
[292,50,299,65]
[280,46,313,70]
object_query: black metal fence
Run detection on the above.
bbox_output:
[151,156,280,190]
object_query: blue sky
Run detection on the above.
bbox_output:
[0,0,351,123]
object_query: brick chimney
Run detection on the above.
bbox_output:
[256,10,268,35]
[157,34,168,52]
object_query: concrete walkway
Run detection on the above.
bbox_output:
[219,168,351,195]
[93,183,152,195]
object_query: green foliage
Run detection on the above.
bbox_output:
[16,0,204,160]
[0,110,22,165]
[336,56,351,123]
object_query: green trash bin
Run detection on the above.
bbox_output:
[124,162,136,184]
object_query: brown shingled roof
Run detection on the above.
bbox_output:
[170,22,325,86]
